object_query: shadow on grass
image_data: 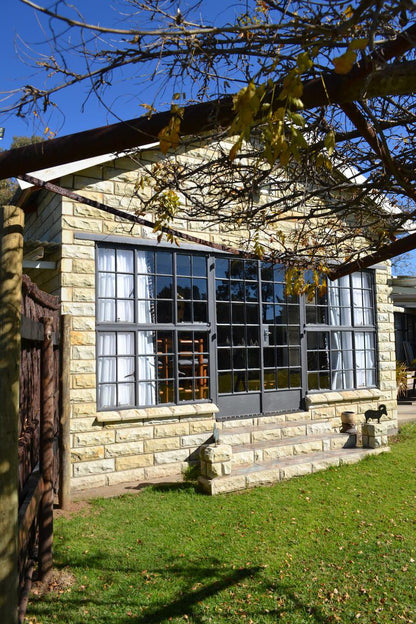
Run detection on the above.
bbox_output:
[28,552,333,624]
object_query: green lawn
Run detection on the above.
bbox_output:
[27,424,416,624]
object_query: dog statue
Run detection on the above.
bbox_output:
[364,404,387,423]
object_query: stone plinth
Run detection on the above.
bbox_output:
[199,444,232,479]
[362,422,389,449]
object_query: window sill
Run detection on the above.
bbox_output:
[96,402,219,424]
[305,388,382,408]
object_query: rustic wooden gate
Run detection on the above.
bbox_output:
[18,275,60,621]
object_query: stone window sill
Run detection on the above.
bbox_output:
[96,403,219,424]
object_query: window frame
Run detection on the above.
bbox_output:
[304,271,378,392]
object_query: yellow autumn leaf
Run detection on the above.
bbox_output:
[332,49,357,74]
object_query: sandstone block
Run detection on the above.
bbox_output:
[70,418,97,433]
[115,454,153,471]
[144,437,180,453]
[189,420,215,434]
[201,444,232,463]
[154,448,192,465]
[70,388,96,403]
[181,433,213,447]
[107,467,145,486]
[71,446,104,462]
[73,430,115,447]
[246,468,280,488]
[71,475,107,491]
[72,345,95,360]
[115,426,154,442]
[280,463,312,480]
[73,373,96,388]
[145,463,184,480]
[70,359,96,374]
[73,458,114,477]
[154,422,189,438]
[72,259,95,274]
[104,441,144,457]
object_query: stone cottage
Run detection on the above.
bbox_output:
[18,137,398,496]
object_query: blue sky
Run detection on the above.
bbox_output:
[0,0,414,274]
[0,0,239,148]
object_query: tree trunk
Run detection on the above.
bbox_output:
[0,205,24,624]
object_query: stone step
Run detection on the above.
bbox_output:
[231,431,355,466]
[220,411,311,429]
[218,418,337,446]
[199,446,389,495]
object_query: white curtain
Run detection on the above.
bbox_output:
[97,249,116,322]
[328,280,353,390]
[97,332,116,408]
[137,251,156,405]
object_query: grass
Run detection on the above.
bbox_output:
[27,424,416,624]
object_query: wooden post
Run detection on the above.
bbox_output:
[0,205,24,624]
[59,315,71,510]
[38,317,54,580]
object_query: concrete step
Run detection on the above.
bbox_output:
[199,446,389,495]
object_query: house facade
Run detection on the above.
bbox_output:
[21,146,398,494]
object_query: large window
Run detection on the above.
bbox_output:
[305,272,376,391]
[96,244,377,411]
[96,246,210,409]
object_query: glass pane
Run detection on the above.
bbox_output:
[232,304,244,324]
[216,303,230,323]
[177,277,192,299]
[98,273,115,298]
[274,283,285,303]
[246,282,258,302]
[137,356,156,380]
[138,381,156,406]
[117,357,135,382]
[177,254,191,275]
[118,274,134,298]
[287,305,300,324]
[262,283,274,302]
[218,326,231,346]
[156,276,173,298]
[179,378,193,401]
[157,301,173,323]
[232,326,246,346]
[137,330,155,355]
[157,332,173,354]
[97,332,116,356]
[218,349,231,370]
[216,280,230,301]
[247,326,259,346]
[230,259,244,279]
[277,369,289,389]
[193,302,207,323]
[118,384,134,406]
[99,384,116,408]
[98,357,116,383]
[157,354,173,379]
[248,349,260,368]
[137,250,154,274]
[215,258,229,278]
[98,248,115,272]
[233,371,247,392]
[97,300,115,323]
[156,251,172,274]
[246,305,259,324]
[116,300,134,322]
[248,370,261,391]
[264,369,277,390]
[290,370,301,387]
[193,279,207,300]
[218,372,232,394]
[231,282,244,301]
[158,381,174,403]
[177,301,192,323]
[261,264,273,281]
[117,332,135,355]
[263,347,275,367]
[117,249,134,273]
[193,256,207,277]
